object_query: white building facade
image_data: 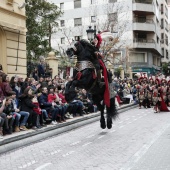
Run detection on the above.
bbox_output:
[51,0,169,76]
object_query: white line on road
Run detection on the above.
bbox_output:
[125,118,130,120]
[49,150,61,155]
[134,119,137,121]
[119,126,124,129]
[118,121,123,124]
[34,163,52,170]
[120,124,170,170]
[98,135,105,139]
[82,142,92,146]
[62,151,75,157]
[110,130,116,133]
[70,141,81,146]
[18,160,37,169]
[86,134,95,138]
[127,122,132,124]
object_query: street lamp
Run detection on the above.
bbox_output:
[86,26,96,41]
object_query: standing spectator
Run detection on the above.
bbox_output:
[37,57,46,78]
[32,68,39,81]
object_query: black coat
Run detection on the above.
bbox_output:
[19,96,37,114]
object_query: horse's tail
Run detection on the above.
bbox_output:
[107,97,119,120]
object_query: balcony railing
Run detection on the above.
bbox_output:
[133,18,154,24]
[133,38,155,43]
[132,0,152,4]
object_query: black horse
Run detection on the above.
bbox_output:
[65,40,118,129]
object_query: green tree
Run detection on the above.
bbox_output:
[26,0,62,61]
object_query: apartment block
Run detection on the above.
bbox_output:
[52,0,169,76]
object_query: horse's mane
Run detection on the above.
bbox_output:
[79,39,98,53]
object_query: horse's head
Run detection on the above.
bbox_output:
[66,41,85,58]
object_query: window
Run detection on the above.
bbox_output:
[91,0,95,4]
[61,37,65,44]
[153,57,157,65]
[166,50,168,59]
[74,0,81,8]
[74,18,82,26]
[60,3,64,10]
[129,53,146,63]
[75,36,81,41]
[113,53,122,64]
[60,20,65,27]
[161,48,164,57]
[161,33,164,43]
[161,19,164,29]
[108,13,117,22]
[109,0,117,3]
[161,4,163,14]
[91,16,96,23]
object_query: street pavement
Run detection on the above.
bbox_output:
[0,106,170,170]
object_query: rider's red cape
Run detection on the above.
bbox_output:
[99,59,110,107]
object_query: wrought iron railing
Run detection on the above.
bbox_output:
[133,38,155,43]
[132,0,152,4]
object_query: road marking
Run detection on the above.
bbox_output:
[120,124,170,170]
[86,134,95,138]
[35,163,52,170]
[126,118,130,120]
[127,122,132,124]
[98,135,105,139]
[62,151,75,157]
[18,160,37,169]
[49,150,61,155]
[134,119,137,121]
[119,126,124,129]
[70,141,81,146]
[110,130,116,133]
[118,121,123,124]
[82,142,92,146]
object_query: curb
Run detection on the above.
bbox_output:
[0,103,137,154]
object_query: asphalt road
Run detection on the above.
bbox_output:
[0,107,170,170]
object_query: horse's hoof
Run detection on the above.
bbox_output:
[107,124,112,129]
[101,124,106,129]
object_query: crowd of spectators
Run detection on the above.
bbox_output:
[0,62,138,139]
[0,64,98,138]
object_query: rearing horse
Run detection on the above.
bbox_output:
[65,39,118,129]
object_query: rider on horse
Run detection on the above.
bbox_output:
[90,31,105,88]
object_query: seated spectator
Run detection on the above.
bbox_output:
[123,86,133,103]
[79,89,94,113]
[30,78,41,94]
[10,76,22,98]
[19,87,38,130]
[11,92,29,131]
[3,97,16,134]
[32,96,46,128]
[0,98,6,138]
[38,87,59,125]
[48,87,65,122]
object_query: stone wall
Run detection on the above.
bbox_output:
[0,0,27,78]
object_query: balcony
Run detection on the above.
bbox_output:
[133,19,155,32]
[132,0,152,4]
[133,3,154,15]
[133,38,162,55]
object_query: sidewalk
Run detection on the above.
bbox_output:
[0,103,137,154]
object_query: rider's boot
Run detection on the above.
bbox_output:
[97,70,105,88]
